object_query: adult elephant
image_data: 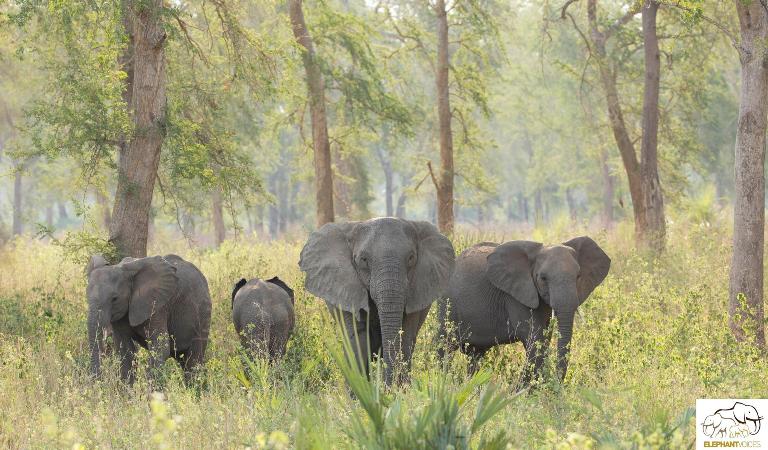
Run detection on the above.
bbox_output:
[86,254,212,383]
[438,237,610,383]
[300,218,455,384]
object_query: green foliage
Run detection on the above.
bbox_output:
[329,318,511,449]
[0,221,763,447]
[12,0,129,170]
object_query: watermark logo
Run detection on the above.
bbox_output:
[697,399,766,448]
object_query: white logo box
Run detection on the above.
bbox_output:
[696,399,767,449]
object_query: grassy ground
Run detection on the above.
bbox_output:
[0,215,765,449]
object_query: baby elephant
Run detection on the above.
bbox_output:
[232,277,295,361]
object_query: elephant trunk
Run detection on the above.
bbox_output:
[371,264,406,386]
[87,307,112,377]
[748,417,761,435]
[554,308,575,381]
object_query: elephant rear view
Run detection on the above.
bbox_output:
[300,217,455,385]
[231,276,295,361]
[86,254,212,383]
[438,236,610,383]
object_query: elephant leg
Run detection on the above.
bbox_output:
[269,325,290,363]
[181,311,211,383]
[435,297,452,362]
[519,307,552,387]
[142,313,171,383]
[463,345,488,375]
[113,332,136,383]
[399,308,430,381]
[338,307,372,376]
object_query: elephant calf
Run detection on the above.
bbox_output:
[86,254,212,383]
[437,236,610,384]
[231,277,295,361]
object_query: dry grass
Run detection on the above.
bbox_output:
[0,212,764,448]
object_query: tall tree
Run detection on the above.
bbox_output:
[569,0,667,252]
[729,0,767,348]
[108,0,167,258]
[288,0,335,227]
[12,162,22,236]
[433,0,454,233]
[639,0,665,252]
[212,188,226,246]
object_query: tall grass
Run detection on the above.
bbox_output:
[0,212,765,448]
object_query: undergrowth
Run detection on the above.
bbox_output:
[0,213,764,448]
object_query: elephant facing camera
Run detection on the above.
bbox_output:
[85,254,212,384]
[437,236,610,385]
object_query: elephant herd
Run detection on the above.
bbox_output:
[85,217,610,386]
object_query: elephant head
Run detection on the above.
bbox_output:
[485,236,610,379]
[85,255,178,376]
[299,218,455,384]
[719,402,763,435]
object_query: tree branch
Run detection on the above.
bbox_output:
[560,0,580,19]
[427,161,440,190]
[659,0,739,49]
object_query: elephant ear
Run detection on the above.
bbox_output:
[86,254,108,277]
[232,278,247,308]
[267,276,295,304]
[486,241,542,309]
[299,222,367,315]
[407,221,456,313]
[563,236,611,303]
[121,256,179,327]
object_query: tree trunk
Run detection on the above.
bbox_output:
[434,0,454,233]
[566,188,577,222]
[278,170,289,234]
[12,163,22,236]
[395,190,407,218]
[518,194,529,223]
[375,145,394,217]
[588,0,665,252]
[729,0,768,349]
[58,202,68,221]
[254,204,264,236]
[288,0,334,227]
[46,204,54,229]
[599,149,614,229]
[268,171,280,239]
[108,0,167,258]
[534,190,543,226]
[212,188,226,246]
[639,0,665,252]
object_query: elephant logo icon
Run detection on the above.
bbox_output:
[701,401,763,439]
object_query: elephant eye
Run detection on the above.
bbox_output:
[408,252,416,266]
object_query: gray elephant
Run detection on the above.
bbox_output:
[300,218,455,384]
[231,276,295,361]
[437,236,610,383]
[86,254,212,383]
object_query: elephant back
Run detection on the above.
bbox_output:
[447,243,501,311]
[232,279,294,332]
